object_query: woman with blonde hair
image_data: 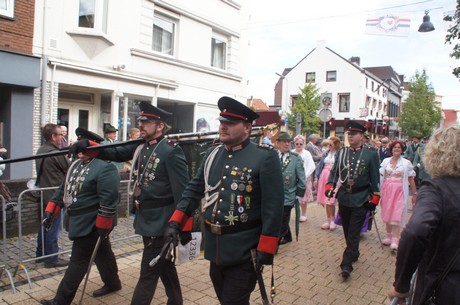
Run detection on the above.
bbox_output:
[314,136,341,230]
[292,135,316,222]
[389,126,460,305]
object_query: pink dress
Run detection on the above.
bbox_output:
[380,163,405,225]
[316,154,336,206]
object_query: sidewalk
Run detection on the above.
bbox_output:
[0,204,400,305]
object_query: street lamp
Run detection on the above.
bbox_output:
[418,11,435,32]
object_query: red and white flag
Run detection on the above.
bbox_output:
[365,15,411,37]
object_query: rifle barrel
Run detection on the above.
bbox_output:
[0,126,265,165]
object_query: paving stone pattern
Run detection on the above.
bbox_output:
[0,204,403,305]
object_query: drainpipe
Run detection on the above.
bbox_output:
[40,0,48,126]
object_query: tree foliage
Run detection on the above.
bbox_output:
[444,1,460,77]
[287,82,321,135]
[399,70,442,138]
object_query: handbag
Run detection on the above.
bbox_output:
[423,244,460,305]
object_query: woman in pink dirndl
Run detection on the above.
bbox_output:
[314,136,341,230]
[379,140,417,250]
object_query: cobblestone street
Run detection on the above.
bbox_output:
[0,203,402,305]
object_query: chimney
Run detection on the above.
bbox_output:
[350,56,360,66]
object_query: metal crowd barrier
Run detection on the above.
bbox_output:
[1,179,137,293]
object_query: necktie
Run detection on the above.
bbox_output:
[280,153,285,165]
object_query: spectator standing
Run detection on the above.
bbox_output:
[128,127,140,140]
[73,102,190,305]
[388,125,460,305]
[58,125,69,149]
[315,136,341,230]
[101,124,123,171]
[276,132,306,245]
[165,96,284,305]
[379,140,417,250]
[36,123,70,268]
[40,128,121,305]
[326,121,380,280]
[292,135,315,222]
[378,137,391,163]
[412,136,431,187]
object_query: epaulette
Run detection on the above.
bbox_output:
[257,143,274,150]
[166,139,177,147]
[291,151,299,157]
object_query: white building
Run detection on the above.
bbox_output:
[32,0,248,146]
[275,41,402,140]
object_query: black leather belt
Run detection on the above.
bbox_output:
[340,184,370,194]
[204,219,261,235]
[67,205,98,216]
[139,198,174,210]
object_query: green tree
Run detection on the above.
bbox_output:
[399,70,442,138]
[287,82,321,135]
[444,1,460,77]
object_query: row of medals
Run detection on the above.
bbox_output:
[64,162,91,205]
[132,153,160,197]
[225,166,253,226]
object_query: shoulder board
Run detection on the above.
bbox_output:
[366,146,376,151]
[257,144,274,150]
[291,151,300,157]
[166,139,177,147]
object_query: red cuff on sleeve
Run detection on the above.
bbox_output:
[325,183,334,191]
[257,235,279,254]
[169,210,186,224]
[96,215,113,229]
[45,202,61,216]
[370,194,380,205]
[181,217,193,232]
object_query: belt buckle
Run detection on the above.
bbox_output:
[210,223,222,235]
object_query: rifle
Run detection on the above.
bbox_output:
[0,127,266,165]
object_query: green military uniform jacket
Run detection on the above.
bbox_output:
[404,142,422,163]
[52,158,120,240]
[413,144,431,181]
[328,145,380,207]
[170,138,284,266]
[98,135,189,237]
[280,151,306,206]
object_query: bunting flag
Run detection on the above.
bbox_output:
[365,15,411,37]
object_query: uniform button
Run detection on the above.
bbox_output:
[225,165,230,169]
[217,210,221,214]
[216,221,220,225]
[219,199,223,202]
[221,187,225,191]
[223,176,227,179]
[229,155,233,158]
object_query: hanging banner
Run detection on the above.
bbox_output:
[365,15,411,37]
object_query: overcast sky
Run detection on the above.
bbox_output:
[245,0,459,111]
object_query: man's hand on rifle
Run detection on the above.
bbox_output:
[164,221,180,246]
[97,227,112,239]
[42,211,54,231]
[325,183,335,198]
[257,251,274,267]
[366,193,380,212]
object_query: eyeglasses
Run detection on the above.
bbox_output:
[295,143,303,146]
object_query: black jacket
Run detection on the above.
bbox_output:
[394,176,460,305]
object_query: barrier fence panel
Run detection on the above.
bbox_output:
[1,179,139,293]
[1,194,16,293]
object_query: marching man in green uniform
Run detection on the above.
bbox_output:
[165,96,284,305]
[40,128,121,305]
[326,121,380,280]
[71,101,189,305]
[276,132,306,245]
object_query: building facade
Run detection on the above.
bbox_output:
[274,41,402,140]
[1,0,248,179]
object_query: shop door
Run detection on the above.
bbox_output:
[58,103,96,143]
